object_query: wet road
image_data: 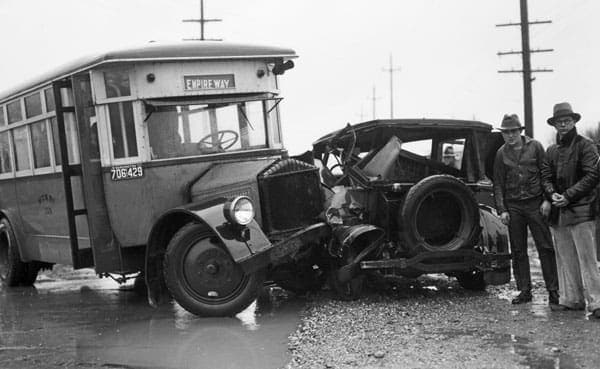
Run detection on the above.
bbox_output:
[0,271,303,369]
[3,257,600,369]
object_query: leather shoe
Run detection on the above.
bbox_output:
[550,304,570,311]
[548,290,559,305]
[550,303,585,311]
[511,291,532,304]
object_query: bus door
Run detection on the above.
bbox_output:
[53,74,122,272]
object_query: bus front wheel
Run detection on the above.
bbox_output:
[163,223,265,317]
[0,218,33,287]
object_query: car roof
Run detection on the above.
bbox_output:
[313,119,493,151]
[0,41,297,103]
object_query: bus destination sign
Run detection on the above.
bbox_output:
[183,74,236,91]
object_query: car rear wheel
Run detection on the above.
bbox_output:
[400,175,480,254]
[163,223,265,317]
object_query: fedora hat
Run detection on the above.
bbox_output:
[547,102,581,125]
[498,114,524,132]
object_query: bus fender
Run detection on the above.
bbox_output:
[145,198,271,307]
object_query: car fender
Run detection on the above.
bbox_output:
[479,205,511,285]
[145,198,271,307]
[478,205,509,254]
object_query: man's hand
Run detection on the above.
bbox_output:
[552,193,569,208]
[500,211,510,225]
[540,200,551,217]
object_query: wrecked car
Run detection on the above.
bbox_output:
[310,119,511,298]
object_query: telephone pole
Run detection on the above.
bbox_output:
[371,86,380,120]
[182,0,222,41]
[497,0,552,137]
[382,54,401,118]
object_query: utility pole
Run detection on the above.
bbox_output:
[382,54,401,118]
[357,105,365,122]
[371,86,380,120]
[496,0,552,137]
[182,0,222,41]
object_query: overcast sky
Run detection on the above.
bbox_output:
[0,0,598,154]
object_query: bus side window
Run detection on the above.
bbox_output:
[244,101,267,147]
[12,127,30,171]
[104,71,131,98]
[0,131,12,173]
[50,116,80,165]
[30,120,51,168]
[108,101,138,159]
[266,100,281,144]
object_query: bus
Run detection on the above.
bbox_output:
[0,42,328,316]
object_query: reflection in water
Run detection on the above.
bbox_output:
[236,301,260,331]
[435,328,578,369]
[0,278,303,369]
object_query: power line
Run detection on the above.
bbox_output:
[496,0,553,138]
[182,0,222,41]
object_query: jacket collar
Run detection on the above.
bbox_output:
[557,127,577,146]
[503,135,532,153]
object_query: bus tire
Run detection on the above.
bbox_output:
[0,218,28,286]
[163,222,264,317]
[21,263,40,286]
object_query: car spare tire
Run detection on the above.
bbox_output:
[400,174,480,254]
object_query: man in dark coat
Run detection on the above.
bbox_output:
[541,102,600,318]
[493,114,558,305]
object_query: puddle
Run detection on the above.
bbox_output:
[0,278,304,369]
[434,328,578,369]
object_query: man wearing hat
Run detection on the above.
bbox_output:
[493,114,559,305]
[541,102,600,318]
[442,146,459,169]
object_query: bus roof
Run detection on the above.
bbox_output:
[0,41,297,103]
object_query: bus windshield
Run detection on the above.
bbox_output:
[146,99,271,160]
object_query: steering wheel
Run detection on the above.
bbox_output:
[197,130,239,151]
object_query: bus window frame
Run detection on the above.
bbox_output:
[29,119,55,175]
[24,91,43,119]
[142,99,275,162]
[0,86,77,178]
[12,125,34,177]
[92,67,137,104]
[97,100,144,166]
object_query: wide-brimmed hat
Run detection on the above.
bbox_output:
[547,102,581,125]
[498,114,524,132]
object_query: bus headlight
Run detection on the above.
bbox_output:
[223,196,255,226]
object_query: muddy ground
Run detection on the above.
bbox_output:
[1,258,600,369]
[286,258,600,369]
